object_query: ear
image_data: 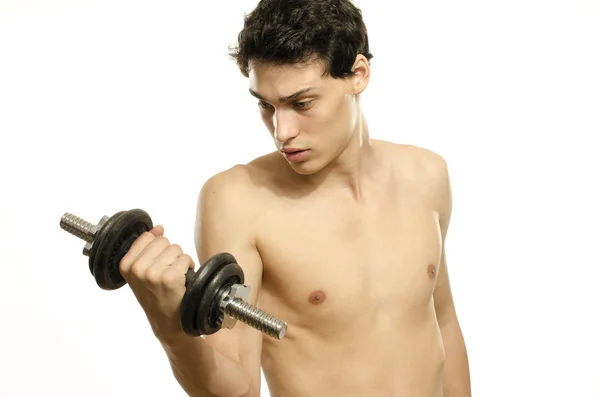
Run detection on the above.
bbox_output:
[350,54,371,95]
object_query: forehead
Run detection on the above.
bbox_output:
[248,61,329,96]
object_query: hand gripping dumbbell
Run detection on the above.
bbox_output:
[59,209,287,340]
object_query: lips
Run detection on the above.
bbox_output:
[282,148,309,162]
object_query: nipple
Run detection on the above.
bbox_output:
[308,290,327,305]
[427,264,437,279]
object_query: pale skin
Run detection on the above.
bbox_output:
[119,54,471,397]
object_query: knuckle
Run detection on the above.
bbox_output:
[143,266,162,284]
[129,260,149,278]
[136,232,156,247]
[119,255,132,273]
[170,243,182,252]
[181,254,195,269]
[158,271,179,287]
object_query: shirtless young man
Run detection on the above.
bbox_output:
[119,1,471,396]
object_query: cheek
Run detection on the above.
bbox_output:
[324,96,355,130]
[316,97,343,124]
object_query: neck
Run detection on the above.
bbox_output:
[304,112,378,201]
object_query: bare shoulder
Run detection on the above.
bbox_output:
[377,140,449,181]
[198,153,278,210]
[195,154,279,256]
[378,140,451,216]
[200,163,255,200]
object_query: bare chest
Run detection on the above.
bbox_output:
[256,192,443,332]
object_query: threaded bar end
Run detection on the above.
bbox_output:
[60,213,98,242]
[225,298,287,339]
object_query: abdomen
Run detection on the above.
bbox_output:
[261,305,445,397]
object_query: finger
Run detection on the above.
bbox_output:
[127,236,171,278]
[145,254,193,290]
[162,254,195,285]
[138,235,172,259]
[143,244,184,281]
[154,243,184,268]
[150,225,164,237]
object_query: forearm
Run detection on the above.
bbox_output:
[160,334,252,397]
[440,319,471,397]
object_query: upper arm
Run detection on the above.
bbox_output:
[194,165,264,395]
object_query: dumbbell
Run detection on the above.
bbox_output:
[59,208,287,340]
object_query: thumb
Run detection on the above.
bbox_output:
[150,224,164,237]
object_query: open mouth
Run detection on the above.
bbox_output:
[283,149,309,162]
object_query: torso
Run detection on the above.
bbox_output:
[246,141,445,397]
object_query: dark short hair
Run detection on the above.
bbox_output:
[229,0,374,79]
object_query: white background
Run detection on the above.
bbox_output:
[1,0,599,396]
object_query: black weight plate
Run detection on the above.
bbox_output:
[91,209,153,290]
[180,252,242,336]
[180,253,231,335]
[88,211,124,274]
[195,261,244,335]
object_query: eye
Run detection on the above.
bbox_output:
[294,101,313,110]
[258,101,273,110]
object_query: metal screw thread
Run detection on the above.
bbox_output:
[60,213,98,242]
[225,298,288,340]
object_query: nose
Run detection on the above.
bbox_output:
[272,109,299,144]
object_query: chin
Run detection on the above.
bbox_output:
[287,160,321,176]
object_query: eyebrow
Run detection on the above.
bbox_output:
[249,87,316,103]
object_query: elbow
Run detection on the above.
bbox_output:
[200,376,256,397]
[237,384,259,397]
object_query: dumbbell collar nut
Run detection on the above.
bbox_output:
[219,284,251,330]
[83,215,109,256]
